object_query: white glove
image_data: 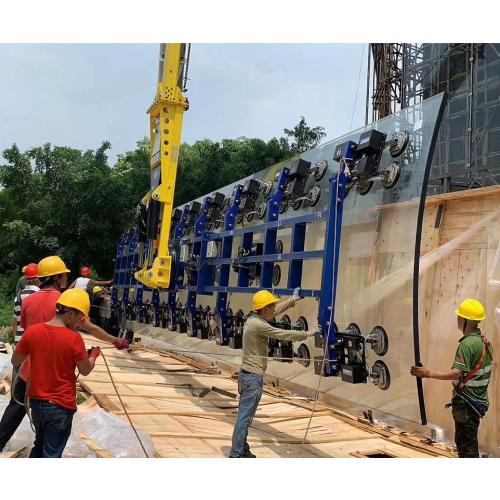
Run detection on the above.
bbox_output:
[307,325,322,337]
[292,287,302,302]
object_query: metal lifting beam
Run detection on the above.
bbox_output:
[134,43,190,289]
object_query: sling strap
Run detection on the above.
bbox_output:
[457,335,492,390]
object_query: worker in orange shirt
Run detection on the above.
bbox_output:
[12,289,101,458]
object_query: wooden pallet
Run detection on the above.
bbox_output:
[79,336,456,458]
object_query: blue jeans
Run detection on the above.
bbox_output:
[29,399,75,458]
[230,371,263,457]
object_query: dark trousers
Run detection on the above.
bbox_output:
[0,378,27,452]
[29,399,75,458]
[452,399,480,458]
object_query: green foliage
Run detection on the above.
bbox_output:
[0,275,16,328]
[174,136,293,206]
[283,116,326,154]
[0,116,325,291]
[0,140,151,280]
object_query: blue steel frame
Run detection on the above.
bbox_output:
[112,165,348,376]
[215,184,243,344]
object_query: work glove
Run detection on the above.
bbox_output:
[410,366,430,378]
[307,325,322,337]
[113,338,129,350]
[88,347,101,360]
[292,287,302,302]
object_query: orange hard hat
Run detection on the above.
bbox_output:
[81,267,91,277]
[24,263,39,279]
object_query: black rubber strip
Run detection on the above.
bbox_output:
[413,93,447,426]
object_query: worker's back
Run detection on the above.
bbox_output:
[74,277,90,290]
[241,314,270,375]
[453,330,493,406]
[15,322,87,410]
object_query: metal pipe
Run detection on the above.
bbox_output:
[365,43,371,125]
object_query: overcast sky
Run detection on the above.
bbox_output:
[0,44,368,165]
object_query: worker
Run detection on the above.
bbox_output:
[12,288,100,458]
[0,255,128,453]
[411,298,493,458]
[12,263,40,344]
[229,288,320,458]
[68,266,113,291]
[15,265,29,296]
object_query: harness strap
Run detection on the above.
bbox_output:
[457,335,491,390]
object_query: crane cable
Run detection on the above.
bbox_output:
[350,45,365,131]
[298,161,343,455]
[100,349,150,458]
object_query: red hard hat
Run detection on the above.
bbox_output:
[24,263,39,279]
[81,267,91,277]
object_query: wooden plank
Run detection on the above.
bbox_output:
[80,434,114,458]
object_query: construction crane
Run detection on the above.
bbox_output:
[134,43,191,289]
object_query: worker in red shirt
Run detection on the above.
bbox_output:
[12,288,100,458]
[0,255,128,452]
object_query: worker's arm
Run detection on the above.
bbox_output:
[12,328,31,366]
[76,347,100,376]
[88,279,113,287]
[11,316,17,338]
[80,318,129,349]
[12,295,20,335]
[11,350,27,367]
[68,280,76,289]
[258,321,311,342]
[410,366,462,380]
[275,288,303,316]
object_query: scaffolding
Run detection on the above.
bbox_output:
[368,43,500,193]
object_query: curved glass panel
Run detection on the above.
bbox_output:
[140,93,445,425]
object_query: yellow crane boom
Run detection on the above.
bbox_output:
[135,43,190,288]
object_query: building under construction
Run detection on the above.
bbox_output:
[369,43,500,193]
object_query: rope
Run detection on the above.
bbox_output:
[100,350,150,458]
[350,45,365,131]
[299,162,342,454]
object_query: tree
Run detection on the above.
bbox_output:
[0,116,326,299]
[283,116,326,154]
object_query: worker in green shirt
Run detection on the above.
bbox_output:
[411,298,493,458]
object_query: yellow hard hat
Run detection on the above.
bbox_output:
[37,256,71,278]
[57,288,90,317]
[455,298,485,321]
[252,290,279,311]
[93,286,103,294]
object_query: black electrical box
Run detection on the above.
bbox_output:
[340,364,367,384]
[229,335,242,349]
[240,180,260,212]
[197,328,209,340]
[285,177,307,198]
[356,156,380,178]
[356,129,386,156]
[171,208,182,225]
[186,201,201,226]
[288,158,311,178]
[211,191,225,208]
[333,140,357,162]
[242,178,261,195]
[273,341,294,363]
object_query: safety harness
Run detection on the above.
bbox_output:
[446,334,492,418]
